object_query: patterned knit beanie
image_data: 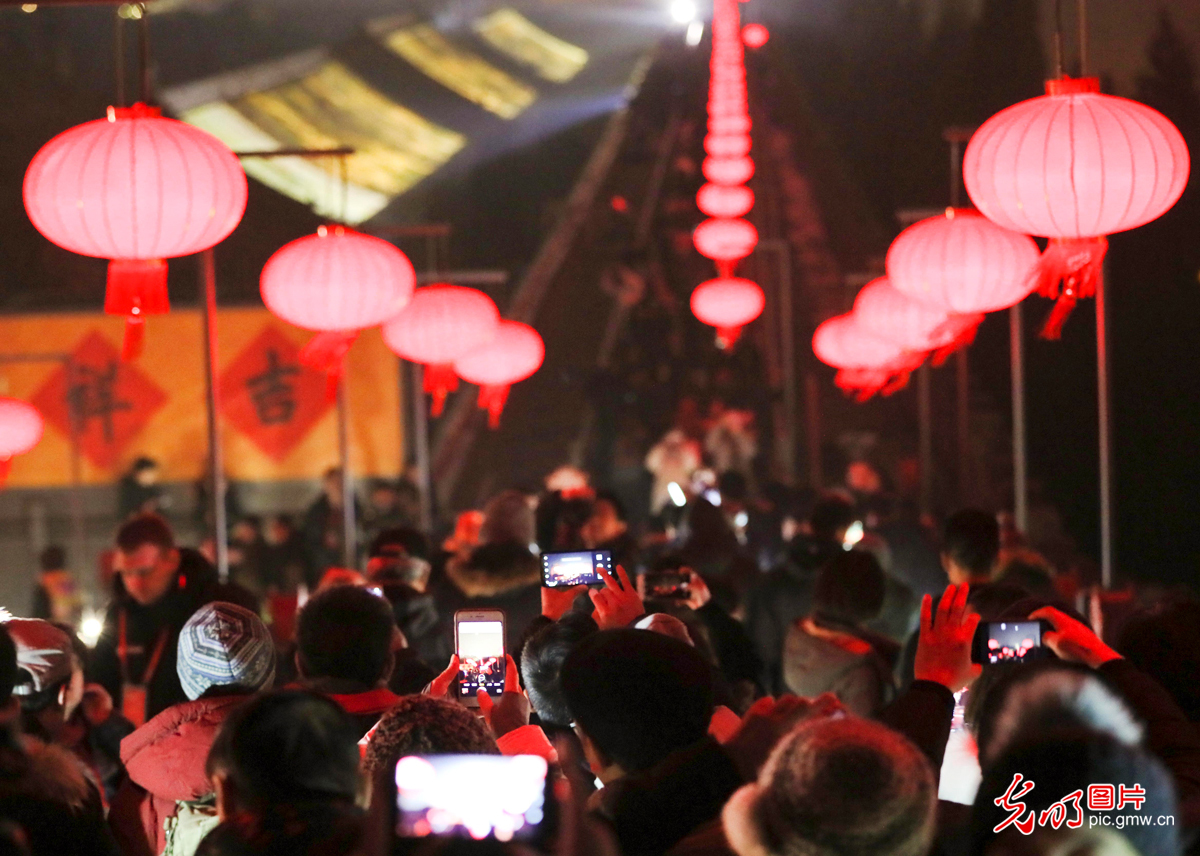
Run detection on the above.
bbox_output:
[177,602,275,701]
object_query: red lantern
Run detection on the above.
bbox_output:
[709,115,751,135]
[964,77,1190,336]
[704,133,752,158]
[382,284,501,415]
[693,218,758,274]
[454,321,545,428]
[742,23,769,48]
[702,156,755,186]
[261,225,415,380]
[697,183,755,219]
[852,277,982,359]
[23,103,247,359]
[691,277,764,348]
[887,208,1040,315]
[813,314,925,401]
[0,398,44,486]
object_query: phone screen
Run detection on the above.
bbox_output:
[644,570,690,600]
[983,621,1042,664]
[541,550,613,588]
[457,618,505,699]
[395,754,548,840]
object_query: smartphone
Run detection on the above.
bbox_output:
[454,609,505,707]
[540,550,613,588]
[395,754,549,841]
[643,570,690,600]
[973,620,1047,665]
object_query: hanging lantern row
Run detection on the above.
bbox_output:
[690,0,765,350]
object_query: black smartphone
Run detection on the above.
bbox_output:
[394,754,550,841]
[643,570,690,600]
[540,550,613,588]
[973,620,1049,665]
[454,609,505,707]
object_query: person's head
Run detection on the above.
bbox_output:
[322,468,343,504]
[207,690,361,818]
[315,567,367,592]
[1118,599,1200,722]
[942,509,1000,584]
[229,518,261,547]
[296,586,396,689]
[264,515,294,546]
[362,695,499,775]
[722,716,936,856]
[995,549,1057,600]
[482,490,537,546]
[38,546,66,574]
[584,491,628,546]
[7,619,83,735]
[366,527,432,591]
[808,495,857,544]
[812,550,886,625]
[113,513,180,606]
[368,480,399,513]
[535,490,593,551]
[132,456,159,486]
[177,603,276,702]
[520,613,599,728]
[560,629,714,783]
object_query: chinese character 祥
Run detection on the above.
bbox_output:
[1118,784,1146,811]
[994,773,1037,835]
[245,349,302,426]
[66,360,134,443]
[1087,784,1116,811]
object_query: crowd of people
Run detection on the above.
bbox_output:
[5,464,1200,856]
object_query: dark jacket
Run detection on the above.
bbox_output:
[782,615,899,716]
[90,549,257,721]
[434,541,544,654]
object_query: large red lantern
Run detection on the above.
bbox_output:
[852,277,982,360]
[454,321,545,428]
[693,218,758,274]
[382,284,500,415]
[742,23,769,48]
[709,115,751,135]
[703,156,755,186]
[0,399,44,486]
[964,77,1190,336]
[261,225,415,379]
[697,183,754,219]
[691,277,764,349]
[704,133,752,158]
[813,313,924,400]
[887,208,1040,316]
[23,103,247,359]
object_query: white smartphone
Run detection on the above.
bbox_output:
[454,609,506,708]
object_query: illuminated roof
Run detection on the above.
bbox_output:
[472,8,589,83]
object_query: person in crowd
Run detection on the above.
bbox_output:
[645,428,702,514]
[361,695,499,779]
[30,546,81,628]
[583,490,640,572]
[521,611,601,732]
[1117,598,1200,723]
[366,529,443,691]
[680,498,756,607]
[294,585,401,737]
[300,467,360,589]
[0,623,121,856]
[536,489,595,552]
[109,602,276,856]
[994,548,1059,601]
[118,457,166,520]
[942,508,1000,585]
[226,517,266,599]
[782,550,898,715]
[720,715,937,856]
[195,691,363,856]
[91,514,256,726]
[258,515,305,594]
[746,494,857,693]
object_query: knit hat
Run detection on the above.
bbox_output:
[177,603,275,701]
[6,619,74,695]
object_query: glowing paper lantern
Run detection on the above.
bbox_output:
[382,284,501,415]
[454,321,545,428]
[704,133,752,158]
[691,277,764,348]
[852,277,982,359]
[742,23,769,48]
[697,183,755,219]
[709,114,751,135]
[261,225,415,378]
[702,156,755,186]
[887,208,1040,315]
[693,217,758,274]
[23,103,247,359]
[0,398,44,486]
[964,77,1190,336]
[813,313,924,400]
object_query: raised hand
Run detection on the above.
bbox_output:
[913,583,982,693]
[590,565,644,630]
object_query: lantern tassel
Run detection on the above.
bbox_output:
[122,316,146,361]
[0,457,9,488]
[300,331,358,373]
[715,326,743,350]
[1035,237,1107,340]
[929,320,981,366]
[106,259,170,362]
[477,384,511,429]
[423,364,459,417]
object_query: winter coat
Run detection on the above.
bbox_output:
[781,616,898,716]
[435,541,543,654]
[109,695,247,856]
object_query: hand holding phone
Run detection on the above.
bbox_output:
[541,550,613,588]
[455,610,506,708]
[973,620,1048,665]
[589,564,643,630]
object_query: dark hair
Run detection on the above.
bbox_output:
[1118,599,1200,722]
[206,690,361,807]
[0,626,16,701]
[716,470,748,502]
[536,491,594,551]
[560,629,714,773]
[368,527,430,561]
[942,509,999,576]
[362,696,499,774]
[116,513,175,553]
[132,456,158,473]
[813,550,886,624]
[38,546,66,572]
[297,586,396,687]
[593,490,627,523]
[520,612,599,727]
[809,495,856,541]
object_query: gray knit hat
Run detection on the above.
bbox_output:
[177,603,275,701]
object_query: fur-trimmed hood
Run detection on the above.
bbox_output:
[0,736,94,811]
[445,542,541,598]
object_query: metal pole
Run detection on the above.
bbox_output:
[918,363,933,515]
[66,361,86,592]
[336,377,356,568]
[804,372,822,490]
[775,245,796,484]
[956,350,970,505]
[411,363,433,533]
[1010,303,1029,532]
[199,249,229,582]
[1096,270,1113,588]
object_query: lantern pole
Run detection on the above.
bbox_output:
[1096,269,1114,588]
[918,363,933,515]
[944,127,974,507]
[199,249,229,582]
[1010,302,1029,532]
[337,377,356,569]
[410,363,433,533]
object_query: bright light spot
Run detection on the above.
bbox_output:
[734,511,749,528]
[117,2,143,19]
[685,21,704,46]
[0,608,11,623]
[704,489,722,507]
[843,520,864,550]
[669,0,697,25]
[667,481,687,507]
[79,612,104,648]
[21,4,37,12]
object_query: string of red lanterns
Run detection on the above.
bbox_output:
[453,321,545,428]
[0,398,44,487]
